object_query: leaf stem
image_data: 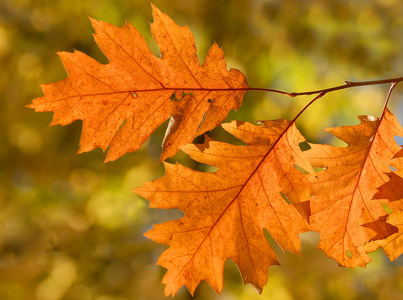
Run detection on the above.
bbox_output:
[382,82,398,113]
[291,92,326,124]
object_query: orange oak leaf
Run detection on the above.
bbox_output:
[134,119,314,296]
[28,4,248,162]
[373,148,403,202]
[363,146,403,259]
[363,210,403,261]
[304,108,403,268]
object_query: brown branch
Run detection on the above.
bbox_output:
[248,76,403,97]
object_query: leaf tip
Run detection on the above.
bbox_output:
[159,153,168,163]
[151,2,163,17]
[251,284,263,295]
[26,102,35,109]
[142,226,154,239]
[88,16,102,31]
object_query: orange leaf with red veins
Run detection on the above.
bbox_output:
[304,108,403,268]
[134,119,314,296]
[28,5,248,162]
[363,147,403,259]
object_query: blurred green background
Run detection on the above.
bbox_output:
[2,0,403,299]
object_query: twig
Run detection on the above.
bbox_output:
[248,76,403,97]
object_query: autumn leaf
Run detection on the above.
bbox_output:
[373,148,403,202]
[134,119,314,295]
[28,4,248,162]
[304,108,403,268]
[363,210,403,261]
[362,147,403,260]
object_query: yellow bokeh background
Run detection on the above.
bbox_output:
[2,0,403,299]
